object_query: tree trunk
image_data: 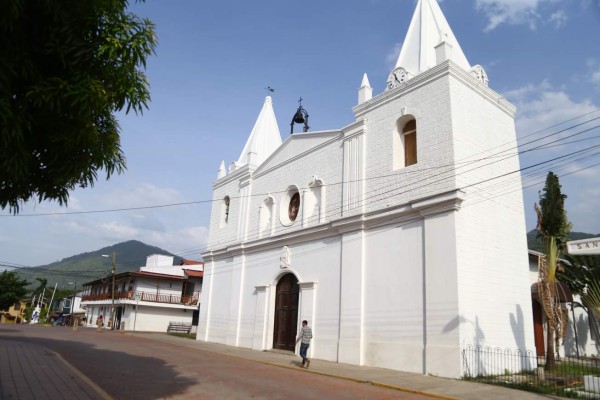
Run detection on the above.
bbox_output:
[545,327,555,370]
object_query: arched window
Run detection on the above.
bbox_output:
[393,116,417,169]
[220,196,230,227]
[403,119,417,166]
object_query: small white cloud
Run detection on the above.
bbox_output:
[548,10,567,28]
[146,225,209,259]
[385,42,403,70]
[592,68,600,85]
[508,85,596,140]
[98,221,140,238]
[475,0,562,31]
[99,182,185,209]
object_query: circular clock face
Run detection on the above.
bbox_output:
[386,67,408,90]
[288,193,300,222]
[394,68,407,82]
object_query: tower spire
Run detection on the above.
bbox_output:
[386,0,471,90]
[237,96,282,168]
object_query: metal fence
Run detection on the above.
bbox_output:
[462,345,600,398]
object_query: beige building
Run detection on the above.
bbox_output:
[0,300,27,324]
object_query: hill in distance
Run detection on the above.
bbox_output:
[526,230,599,253]
[16,240,184,291]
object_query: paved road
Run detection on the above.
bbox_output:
[0,324,428,400]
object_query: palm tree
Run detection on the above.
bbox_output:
[581,279,600,332]
[535,232,568,370]
[33,277,48,297]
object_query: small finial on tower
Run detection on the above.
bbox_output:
[265,86,275,95]
[358,73,373,105]
[217,160,226,179]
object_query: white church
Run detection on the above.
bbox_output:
[198,0,535,378]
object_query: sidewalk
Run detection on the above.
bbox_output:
[132,332,561,400]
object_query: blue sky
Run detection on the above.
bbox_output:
[1,0,599,269]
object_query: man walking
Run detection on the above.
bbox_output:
[295,320,313,368]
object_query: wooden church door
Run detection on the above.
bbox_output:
[273,273,299,351]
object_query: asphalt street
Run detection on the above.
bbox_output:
[0,324,428,400]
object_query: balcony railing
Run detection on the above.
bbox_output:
[82,290,199,306]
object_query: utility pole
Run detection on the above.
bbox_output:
[111,252,116,330]
[47,283,58,322]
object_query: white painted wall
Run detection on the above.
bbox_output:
[449,69,536,376]
[199,62,535,379]
[84,303,194,332]
[121,304,192,332]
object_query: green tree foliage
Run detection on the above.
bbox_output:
[535,171,571,370]
[0,0,157,213]
[561,254,600,295]
[537,171,571,248]
[0,270,30,310]
[32,277,48,297]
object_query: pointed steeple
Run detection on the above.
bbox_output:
[237,96,282,168]
[217,160,226,179]
[358,73,373,105]
[387,0,471,89]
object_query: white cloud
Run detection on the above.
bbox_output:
[385,42,402,70]
[145,225,208,259]
[0,180,210,266]
[548,10,567,28]
[592,68,600,86]
[504,81,600,233]
[99,182,185,209]
[503,81,596,138]
[475,0,560,31]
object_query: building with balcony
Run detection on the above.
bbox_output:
[81,254,203,333]
[0,300,26,324]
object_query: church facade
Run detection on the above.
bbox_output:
[198,0,535,378]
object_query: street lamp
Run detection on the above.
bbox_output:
[101,252,116,330]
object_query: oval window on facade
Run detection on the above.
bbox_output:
[288,192,300,222]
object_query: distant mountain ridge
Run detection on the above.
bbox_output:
[527,230,599,252]
[16,240,183,290]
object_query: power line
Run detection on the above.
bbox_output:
[2,110,599,218]
[3,110,599,265]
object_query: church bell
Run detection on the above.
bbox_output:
[290,97,310,134]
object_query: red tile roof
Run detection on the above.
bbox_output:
[184,270,204,278]
[180,258,204,266]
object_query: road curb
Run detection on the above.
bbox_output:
[238,356,459,400]
[134,334,460,400]
[370,381,460,400]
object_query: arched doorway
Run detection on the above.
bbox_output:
[273,273,299,351]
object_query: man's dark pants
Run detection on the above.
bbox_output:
[300,343,309,364]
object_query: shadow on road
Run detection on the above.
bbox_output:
[0,332,196,400]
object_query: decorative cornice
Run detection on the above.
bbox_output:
[353,61,515,119]
[202,189,465,261]
[213,163,251,189]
